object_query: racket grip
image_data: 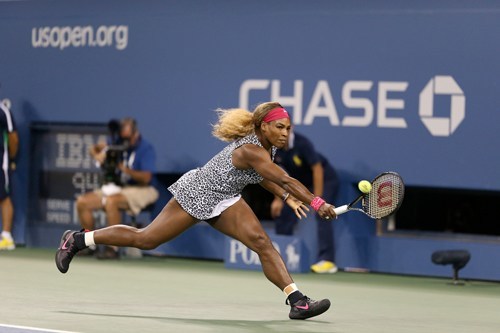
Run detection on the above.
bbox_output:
[334,205,349,216]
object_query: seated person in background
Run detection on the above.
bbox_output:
[76,117,159,259]
[271,128,340,273]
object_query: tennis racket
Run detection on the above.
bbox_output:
[334,172,405,219]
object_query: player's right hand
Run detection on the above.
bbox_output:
[318,203,337,220]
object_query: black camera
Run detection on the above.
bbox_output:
[100,119,129,185]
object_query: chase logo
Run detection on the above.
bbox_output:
[419,76,466,137]
[240,75,466,137]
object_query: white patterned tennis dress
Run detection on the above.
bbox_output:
[168,134,277,220]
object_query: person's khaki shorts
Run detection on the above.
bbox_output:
[95,185,159,216]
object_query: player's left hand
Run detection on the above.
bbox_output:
[286,196,310,219]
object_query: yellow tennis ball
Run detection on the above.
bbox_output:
[358,180,372,194]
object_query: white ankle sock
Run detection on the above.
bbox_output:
[84,231,96,246]
[283,283,299,297]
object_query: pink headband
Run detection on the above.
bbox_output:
[262,107,289,123]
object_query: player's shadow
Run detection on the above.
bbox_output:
[58,310,334,332]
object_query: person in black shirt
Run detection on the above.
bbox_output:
[272,128,339,273]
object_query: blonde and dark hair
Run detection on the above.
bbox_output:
[212,102,282,142]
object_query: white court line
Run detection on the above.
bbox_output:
[0,323,78,333]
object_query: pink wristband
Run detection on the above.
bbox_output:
[310,196,326,211]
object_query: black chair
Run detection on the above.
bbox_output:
[431,250,471,285]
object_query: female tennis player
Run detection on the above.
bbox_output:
[56,101,336,320]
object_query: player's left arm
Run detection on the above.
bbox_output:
[260,178,285,198]
[234,144,334,218]
[234,145,310,201]
[260,179,309,219]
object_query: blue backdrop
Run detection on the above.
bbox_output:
[1,0,500,280]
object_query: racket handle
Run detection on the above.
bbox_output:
[334,205,349,216]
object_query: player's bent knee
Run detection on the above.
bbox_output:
[249,233,273,254]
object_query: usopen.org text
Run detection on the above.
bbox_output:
[32,25,128,51]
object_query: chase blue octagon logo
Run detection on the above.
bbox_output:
[419,75,466,137]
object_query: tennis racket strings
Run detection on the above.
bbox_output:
[362,172,405,219]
